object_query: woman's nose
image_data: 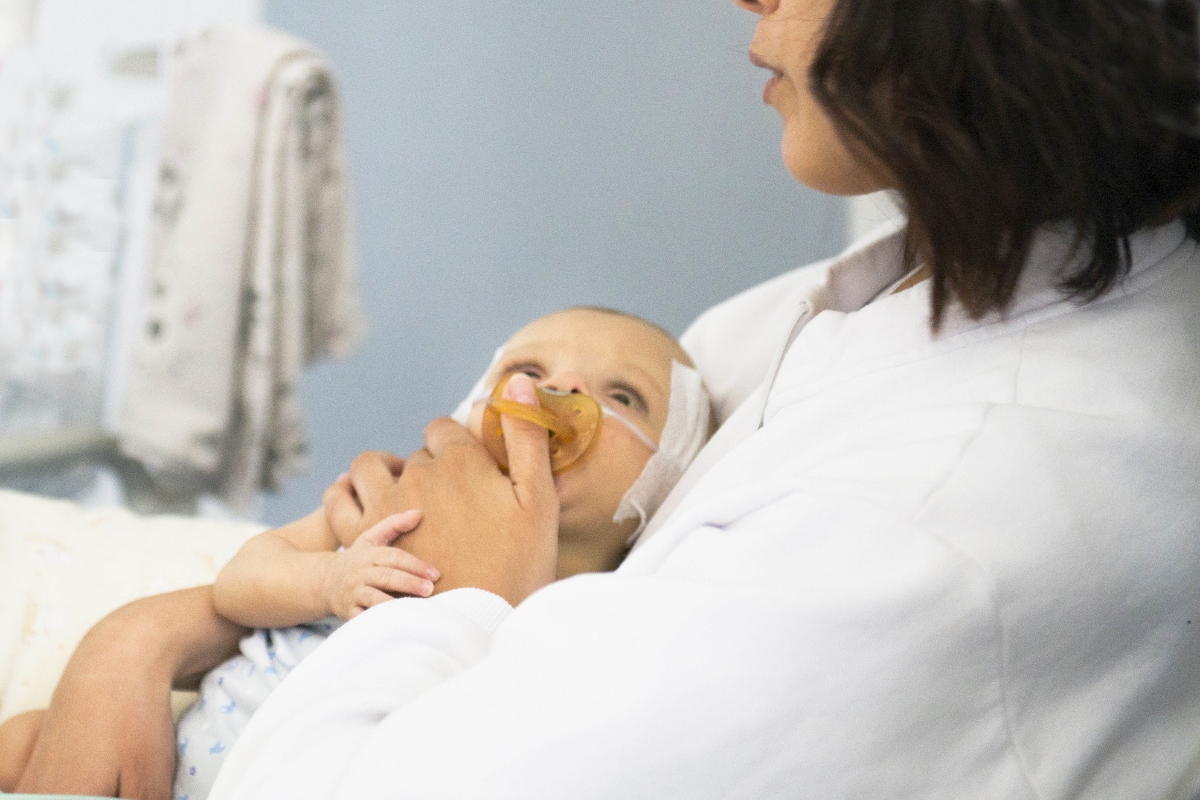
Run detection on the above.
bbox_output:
[540,371,589,395]
[735,0,780,15]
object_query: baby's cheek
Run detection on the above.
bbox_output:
[598,428,655,500]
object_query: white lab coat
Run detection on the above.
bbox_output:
[210,222,1200,800]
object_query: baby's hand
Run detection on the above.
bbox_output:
[322,512,440,620]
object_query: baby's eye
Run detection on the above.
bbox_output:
[610,390,635,407]
[500,362,544,381]
[607,384,646,413]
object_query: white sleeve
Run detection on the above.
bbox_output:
[208,588,512,799]
[209,495,1017,800]
[343,507,1016,800]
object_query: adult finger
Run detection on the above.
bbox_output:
[498,373,555,510]
[323,473,363,539]
[349,451,404,515]
[422,416,481,458]
[354,511,423,549]
[323,471,353,502]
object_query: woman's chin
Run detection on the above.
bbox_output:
[783,147,860,195]
[780,116,886,195]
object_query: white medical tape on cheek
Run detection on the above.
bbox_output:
[450,345,505,424]
[601,405,659,452]
[613,360,712,542]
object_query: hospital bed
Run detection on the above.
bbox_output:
[0,488,261,731]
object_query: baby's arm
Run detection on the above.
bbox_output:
[213,508,440,628]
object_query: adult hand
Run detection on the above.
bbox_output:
[326,374,559,606]
[16,586,245,800]
[323,451,405,542]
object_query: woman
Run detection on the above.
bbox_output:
[17,0,1200,796]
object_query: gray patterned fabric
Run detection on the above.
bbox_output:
[116,25,364,511]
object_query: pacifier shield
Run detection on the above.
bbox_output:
[481,376,602,475]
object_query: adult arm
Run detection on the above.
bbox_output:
[16,585,247,800]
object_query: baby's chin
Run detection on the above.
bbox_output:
[551,468,579,508]
[552,469,599,525]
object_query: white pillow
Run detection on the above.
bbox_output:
[0,489,265,723]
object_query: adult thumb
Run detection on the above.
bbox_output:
[499,373,556,510]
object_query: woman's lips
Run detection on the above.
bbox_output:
[749,51,783,104]
[763,74,780,104]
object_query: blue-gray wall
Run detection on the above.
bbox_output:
[259,1,846,525]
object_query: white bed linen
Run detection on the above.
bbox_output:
[0,490,263,723]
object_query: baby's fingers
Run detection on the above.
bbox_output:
[353,585,400,615]
[372,544,440,582]
[366,564,436,598]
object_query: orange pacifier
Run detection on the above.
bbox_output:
[481,375,603,475]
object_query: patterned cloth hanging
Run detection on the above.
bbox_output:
[115,25,365,512]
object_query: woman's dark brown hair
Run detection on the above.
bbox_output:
[810,0,1200,328]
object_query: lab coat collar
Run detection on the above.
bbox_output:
[762,220,1191,423]
[631,220,1190,555]
[812,218,1189,327]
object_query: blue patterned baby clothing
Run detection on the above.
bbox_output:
[172,617,342,800]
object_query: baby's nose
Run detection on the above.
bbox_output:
[540,371,589,395]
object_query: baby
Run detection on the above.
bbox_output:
[0,306,711,799]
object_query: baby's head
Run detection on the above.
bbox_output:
[460,307,709,579]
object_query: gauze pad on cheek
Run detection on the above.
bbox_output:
[451,346,505,425]
[613,360,711,542]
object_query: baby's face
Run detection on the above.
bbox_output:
[466,308,688,577]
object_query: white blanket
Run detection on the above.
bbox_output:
[0,490,263,723]
[116,25,364,511]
